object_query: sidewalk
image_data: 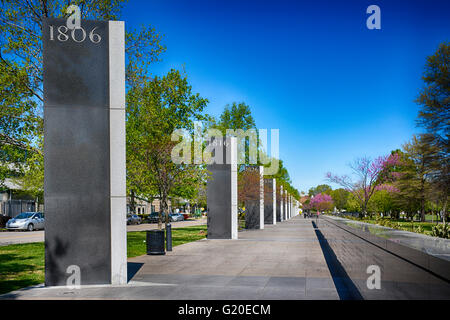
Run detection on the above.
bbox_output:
[1,216,339,300]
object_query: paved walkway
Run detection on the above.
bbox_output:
[0,218,207,246]
[1,216,339,300]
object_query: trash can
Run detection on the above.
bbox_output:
[147,229,165,255]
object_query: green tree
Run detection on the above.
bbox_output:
[0,60,39,187]
[308,184,332,197]
[0,0,165,193]
[345,193,361,213]
[216,102,256,133]
[126,69,209,228]
[390,150,420,220]
[214,102,299,201]
[330,188,350,211]
[415,42,449,221]
[12,138,44,205]
[266,159,297,200]
[368,189,396,216]
[215,101,259,167]
[396,135,437,221]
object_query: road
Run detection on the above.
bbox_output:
[0,218,206,246]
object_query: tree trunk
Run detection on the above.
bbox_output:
[161,192,169,231]
[360,200,368,219]
[129,190,136,215]
[420,193,426,222]
[443,198,447,224]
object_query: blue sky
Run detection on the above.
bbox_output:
[122,0,450,193]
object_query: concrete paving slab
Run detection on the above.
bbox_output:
[265,277,306,291]
[226,276,271,287]
[305,288,340,300]
[259,287,307,300]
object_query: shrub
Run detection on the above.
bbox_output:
[384,220,394,228]
[415,225,423,234]
[0,216,12,228]
[431,223,450,239]
[376,218,394,229]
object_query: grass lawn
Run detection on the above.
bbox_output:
[365,218,434,234]
[0,225,207,295]
[127,225,207,257]
[424,214,442,222]
[400,214,442,222]
[0,242,44,295]
[341,216,438,236]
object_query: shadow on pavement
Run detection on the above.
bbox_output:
[311,220,363,300]
[127,262,144,283]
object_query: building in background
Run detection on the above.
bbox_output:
[0,179,42,218]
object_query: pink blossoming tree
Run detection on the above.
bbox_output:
[326,154,400,218]
[310,193,334,212]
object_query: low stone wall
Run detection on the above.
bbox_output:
[317,215,450,299]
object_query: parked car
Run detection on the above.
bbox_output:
[126,214,142,225]
[147,212,162,223]
[169,213,185,222]
[6,212,45,231]
[182,213,190,220]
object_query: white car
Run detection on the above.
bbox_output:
[169,213,185,222]
[6,212,45,231]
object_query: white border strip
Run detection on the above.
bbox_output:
[109,20,127,285]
